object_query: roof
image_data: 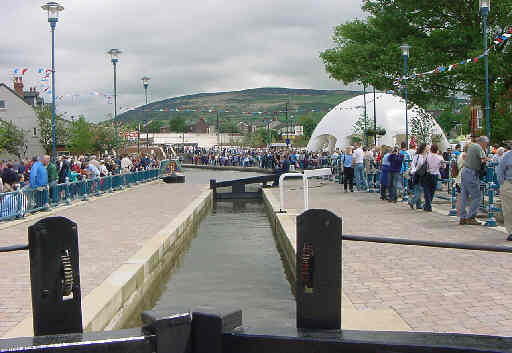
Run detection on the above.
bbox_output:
[0,83,32,107]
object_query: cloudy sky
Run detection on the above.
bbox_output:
[1,0,364,122]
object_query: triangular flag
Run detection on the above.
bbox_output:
[21,68,28,75]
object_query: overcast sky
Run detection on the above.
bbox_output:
[1,0,364,122]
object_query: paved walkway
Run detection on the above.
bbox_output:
[0,181,207,337]
[266,180,512,336]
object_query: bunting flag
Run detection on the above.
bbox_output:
[21,68,28,75]
[394,26,511,86]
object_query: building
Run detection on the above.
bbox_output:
[188,118,209,133]
[0,79,45,159]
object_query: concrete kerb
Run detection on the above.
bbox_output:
[3,188,213,338]
[261,188,411,332]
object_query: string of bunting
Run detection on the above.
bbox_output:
[393,26,511,86]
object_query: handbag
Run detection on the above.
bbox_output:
[415,156,427,177]
[479,162,487,180]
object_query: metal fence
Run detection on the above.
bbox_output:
[0,166,166,222]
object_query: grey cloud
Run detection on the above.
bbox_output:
[1,0,363,122]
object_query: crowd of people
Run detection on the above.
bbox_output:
[185,139,512,237]
[0,154,162,193]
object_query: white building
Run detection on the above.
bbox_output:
[307,93,449,152]
[0,83,44,159]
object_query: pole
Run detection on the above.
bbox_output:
[363,83,367,146]
[373,86,377,146]
[403,54,409,147]
[137,122,140,154]
[216,111,219,145]
[285,102,288,140]
[483,9,491,142]
[113,60,118,153]
[144,85,149,151]
[50,22,56,162]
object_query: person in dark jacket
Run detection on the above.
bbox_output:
[388,147,404,202]
[272,155,290,187]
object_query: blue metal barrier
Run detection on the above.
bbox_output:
[0,165,166,222]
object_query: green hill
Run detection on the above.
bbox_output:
[115,87,361,127]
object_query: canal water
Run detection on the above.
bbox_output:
[126,169,296,329]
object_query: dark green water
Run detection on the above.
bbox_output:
[126,169,295,329]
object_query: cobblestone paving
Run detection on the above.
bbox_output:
[0,182,207,337]
[269,180,512,336]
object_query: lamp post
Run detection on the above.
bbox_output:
[42,1,64,162]
[480,0,491,142]
[141,76,151,152]
[107,49,122,154]
[400,44,411,147]
[363,83,367,146]
[373,86,377,146]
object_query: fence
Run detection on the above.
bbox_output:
[0,165,166,222]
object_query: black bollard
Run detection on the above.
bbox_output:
[28,217,83,336]
[296,209,342,330]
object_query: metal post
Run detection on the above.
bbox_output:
[363,83,367,146]
[403,54,409,147]
[485,161,497,227]
[216,111,219,145]
[373,86,377,146]
[449,175,457,216]
[285,102,288,140]
[113,60,118,152]
[50,22,57,162]
[483,9,491,142]
[137,122,140,154]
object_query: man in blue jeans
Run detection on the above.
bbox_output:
[460,136,488,225]
[353,143,367,191]
[388,147,404,202]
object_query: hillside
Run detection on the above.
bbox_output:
[115,87,361,127]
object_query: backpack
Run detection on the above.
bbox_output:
[415,157,427,177]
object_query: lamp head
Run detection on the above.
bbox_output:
[141,76,151,89]
[42,1,64,23]
[400,44,411,57]
[107,49,123,63]
[479,0,490,12]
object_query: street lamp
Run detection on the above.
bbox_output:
[400,44,411,147]
[480,0,491,142]
[141,76,151,152]
[107,49,122,154]
[42,1,64,162]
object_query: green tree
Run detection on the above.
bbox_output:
[320,0,512,142]
[92,125,115,153]
[36,106,71,153]
[145,120,164,133]
[352,112,374,143]
[0,120,25,157]
[410,109,435,145]
[297,115,318,140]
[219,120,240,134]
[169,116,187,133]
[68,116,93,155]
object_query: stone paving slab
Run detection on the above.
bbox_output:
[0,181,208,337]
[267,180,512,336]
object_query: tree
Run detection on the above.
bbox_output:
[320,0,512,142]
[219,120,240,134]
[410,109,435,145]
[36,106,71,153]
[352,112,374,140]
[92,125,115,153]
[0,120,25,157]
[297,115,318,140]
[68,116,93,155]
[145,120,164,133]
[169,116,187,133]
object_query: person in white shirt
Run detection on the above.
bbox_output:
[422,144,445,212]
[121,155,133,173]
[352,143,367,191]
[408,143,426,210]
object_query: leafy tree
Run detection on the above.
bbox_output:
[410,109,435,145]
[169,116,187,133]
[297,115,318,140]
[92,125,115,153]
[219,120,240,134]
[0,120,25,157]
[36,106,71,153]
[320,0,512,142]
[145,120,164,133]
[352,112,374,143]
[68,116,93,155]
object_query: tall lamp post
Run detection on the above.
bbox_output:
[480,0,491,142]
[400,44,411,147]
[42,1,64,162]
[107,49,122,154]
[141,76,151,152]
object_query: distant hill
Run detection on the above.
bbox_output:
[115,87,362,127]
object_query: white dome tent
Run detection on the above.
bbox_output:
[306,93,449,152]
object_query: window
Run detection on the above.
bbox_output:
[33,127,37,137]
[0,100,6,109]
